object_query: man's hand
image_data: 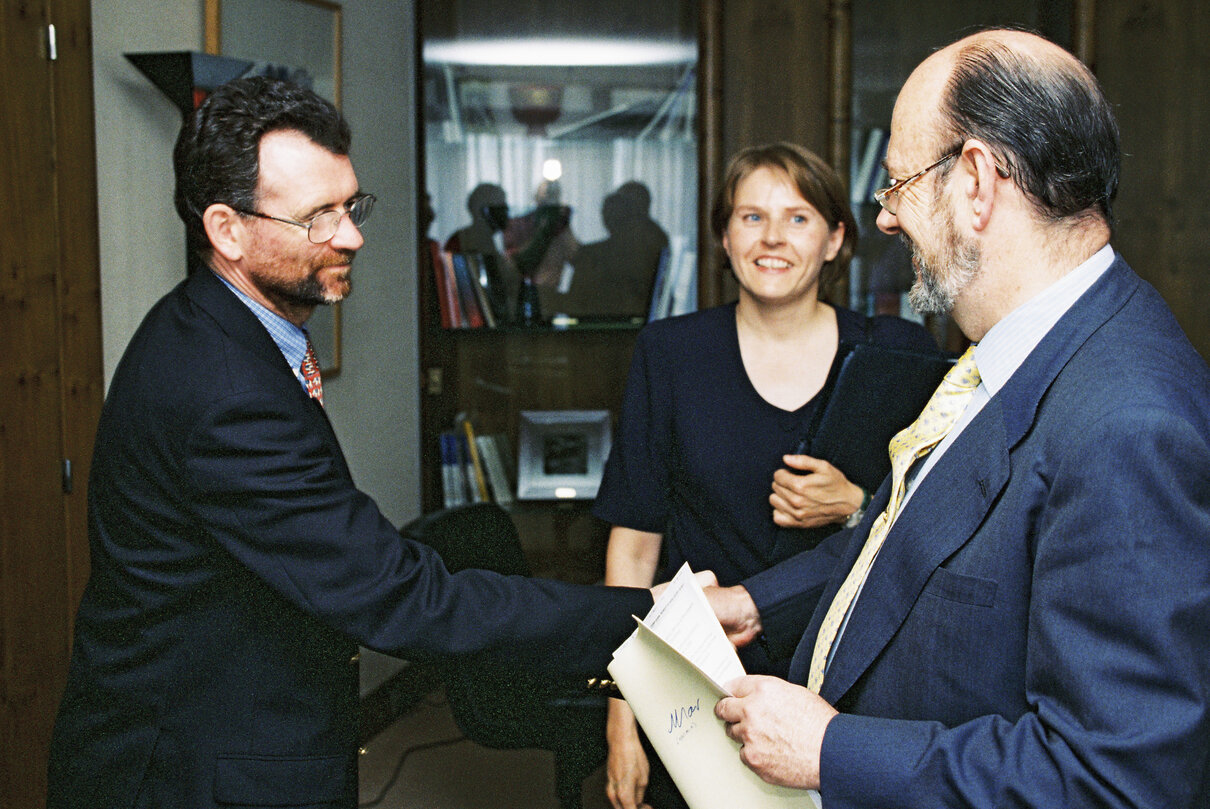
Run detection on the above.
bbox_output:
[715,675,837,790]
[771,454,864,528]
[702,584,762,648]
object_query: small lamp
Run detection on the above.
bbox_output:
[125,51,254,115]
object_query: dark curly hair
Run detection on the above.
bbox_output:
[173,76,351,267]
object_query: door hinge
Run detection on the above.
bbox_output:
[62,459,73,494]
[47,24,58,61]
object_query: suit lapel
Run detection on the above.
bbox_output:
[817,404,1009,702]
[184,269,345,451]
[811,256,1140,703]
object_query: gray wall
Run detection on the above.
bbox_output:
[90,0,420,530]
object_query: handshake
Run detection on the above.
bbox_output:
[655,570,764,649]
[632,569,837,799]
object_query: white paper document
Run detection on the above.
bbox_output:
[608,564,822,809]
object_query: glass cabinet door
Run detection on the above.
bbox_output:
[420,0,699,328]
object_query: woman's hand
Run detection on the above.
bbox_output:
[770,454,864,528]
[605,699,652,809]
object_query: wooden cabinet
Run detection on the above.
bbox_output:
[416,308,636,582]
[416,0,696,581]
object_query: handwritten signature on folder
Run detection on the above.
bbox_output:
[669,697,704,741]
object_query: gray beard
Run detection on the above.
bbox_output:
[906,200,981,316]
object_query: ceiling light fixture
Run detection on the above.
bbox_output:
[426,38,695,68]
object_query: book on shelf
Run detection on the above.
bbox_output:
[436,250,468,328]
[608,564,820,809]
[461,253,498,328]
[430,242,459,329]
[465,253,509,327]
[851,127,888,205]
[451,432,483,503]
[647,236,699,322]
[647,242,676,321]
[449,253,487,328]
[438,431,468,508]
[458,419,492,502]
[667,244,698,318]
[475,433,515,506]
[491,431,516,491]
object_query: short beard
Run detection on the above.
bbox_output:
[906,195,981,316]
[275,255,354,308]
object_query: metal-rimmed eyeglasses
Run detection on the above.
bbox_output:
[235,193,376,243]
[873,151,959,215]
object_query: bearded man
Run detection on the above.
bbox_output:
[705,28,1210,809]
[47,77,655,809]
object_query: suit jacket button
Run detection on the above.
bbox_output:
[349,652,361,665]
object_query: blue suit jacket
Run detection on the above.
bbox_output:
[47,268,651,808]
[745,256,1210,808]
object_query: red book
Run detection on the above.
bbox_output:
[430,241,458,328]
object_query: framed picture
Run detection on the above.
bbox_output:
[516,410,612,501]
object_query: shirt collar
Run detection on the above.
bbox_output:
[213,272,310,373]
[974,243,1115,395]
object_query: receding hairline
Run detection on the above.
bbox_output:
[900,29,1100,151]
[944,28,1098,95]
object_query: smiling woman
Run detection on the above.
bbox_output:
[593,141,941,809]
[722,165,846,319]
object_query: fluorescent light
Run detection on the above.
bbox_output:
[426,38,695,67]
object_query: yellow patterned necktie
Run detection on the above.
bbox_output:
[806,345,980,693]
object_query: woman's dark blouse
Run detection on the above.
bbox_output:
[594,302,937,670]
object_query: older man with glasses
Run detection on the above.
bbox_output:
[47,77,657,809]
[704,28,1210,809]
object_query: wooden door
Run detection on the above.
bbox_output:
[1096,0,1210,360]
[0,0,103,803]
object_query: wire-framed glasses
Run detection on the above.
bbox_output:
[236,193,376,243]
[873,151,959,215]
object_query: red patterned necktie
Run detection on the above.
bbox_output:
[301,338,324,406]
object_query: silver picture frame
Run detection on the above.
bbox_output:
[516,410,612,501]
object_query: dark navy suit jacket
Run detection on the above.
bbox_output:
[745,256,1210,808]
[47,268,651,808]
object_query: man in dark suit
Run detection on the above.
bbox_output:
[46,77,654,808]
[706,29,1210,808]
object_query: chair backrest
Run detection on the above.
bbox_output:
[401,502,530,577]
[400,503,609,808]
[401,503,552,748]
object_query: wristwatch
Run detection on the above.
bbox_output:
[844,488,871,528]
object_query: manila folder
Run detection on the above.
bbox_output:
[608,620,820,809]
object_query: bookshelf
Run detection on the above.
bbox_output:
[418,232,640,581]
[416,0,702,583]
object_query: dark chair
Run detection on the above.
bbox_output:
[400,502,609,809]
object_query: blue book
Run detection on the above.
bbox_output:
[449,253,485,328]
[439,431,468,507]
